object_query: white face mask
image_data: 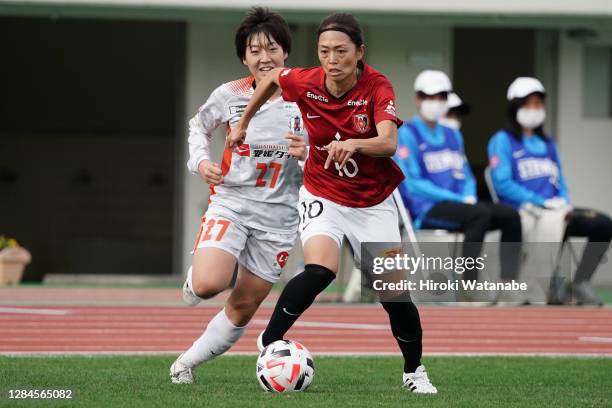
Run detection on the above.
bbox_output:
[420,100,448,122]
[517,108,546,129]
[439,117,461,130]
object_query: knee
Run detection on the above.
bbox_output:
[192,283,224,300]
[226,298,261,325]
[469,206,492,228]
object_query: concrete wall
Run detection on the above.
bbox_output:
[557,29,612,284]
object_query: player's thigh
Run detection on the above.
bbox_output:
[192,208,247,296]
[192,247,237,297]
[225,266,274,325]
[298,186,343,272]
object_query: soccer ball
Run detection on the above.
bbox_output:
[256,339,315,393]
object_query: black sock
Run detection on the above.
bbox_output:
[381,297,423,373]
[262,264,336,346]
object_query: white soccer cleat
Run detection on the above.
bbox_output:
[182,267,201,306]
[170,355,194,384]
[256,331,265,352]
[403,365,438,394]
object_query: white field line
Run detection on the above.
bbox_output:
[1,351,611,358]
[0,307,71,315]
[579,336,612,343]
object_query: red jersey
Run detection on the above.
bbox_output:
[278,64,404,208]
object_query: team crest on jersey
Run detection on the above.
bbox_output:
[352,114,370,133]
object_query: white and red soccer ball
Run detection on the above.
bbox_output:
[256,340,315,393]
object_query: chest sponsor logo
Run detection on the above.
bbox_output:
[306,91,329,103]
[348,99,368,106]
[233,143,291,159]
[517,157,559,181]
[229,105,247,115]
[352,114,370,133]
[423,149,464,173]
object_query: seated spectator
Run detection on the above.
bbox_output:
[487,76,612,306]
[394,70,523,302]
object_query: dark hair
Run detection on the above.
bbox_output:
[317,13,364,49]
[506,92,547,140]
[234,7,291,62]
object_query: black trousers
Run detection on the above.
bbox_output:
[421,201,522,281]
[564,208,612,283]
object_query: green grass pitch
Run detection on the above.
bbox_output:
[1,356,610,407]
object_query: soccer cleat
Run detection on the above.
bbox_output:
[170,355,194,384]
[402,365,438,394]
[182,267,201,306]
[572,282,604,306]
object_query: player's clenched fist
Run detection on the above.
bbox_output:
[198,160,223,185]
[324,139,357,170]
[286,133,307,161]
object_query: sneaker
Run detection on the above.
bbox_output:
[182,267,201,306]
[572,282,604,306]
[547,275,571,305]
[402,365,438,394]
[170,355,194,384]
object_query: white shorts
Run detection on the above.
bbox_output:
[193,204,297,283]
[298,186,401,264]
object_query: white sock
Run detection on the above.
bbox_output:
[179,308,246,368]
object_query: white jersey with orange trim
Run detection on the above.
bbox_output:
[188,76,304,233]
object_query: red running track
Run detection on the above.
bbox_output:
[1,305,612,356]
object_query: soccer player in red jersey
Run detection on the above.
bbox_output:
[228,13,437,394]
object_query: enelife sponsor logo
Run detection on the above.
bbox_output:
[348,99,368,106]
[306,91,328,103]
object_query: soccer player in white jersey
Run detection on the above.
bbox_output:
[170,7,307,384]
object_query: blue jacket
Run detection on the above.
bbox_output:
[487,129,569,209]
[394,115,476,228]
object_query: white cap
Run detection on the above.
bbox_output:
[506,77,545,100]
[414,70,452,95]
[447,92,463,109]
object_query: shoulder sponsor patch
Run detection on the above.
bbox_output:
[229,105,247,115]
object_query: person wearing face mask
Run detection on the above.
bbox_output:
[394,70,523,302]
[438,92,471,130]
[488,76,612,306]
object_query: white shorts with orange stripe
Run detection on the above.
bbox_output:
[193,203,297,283]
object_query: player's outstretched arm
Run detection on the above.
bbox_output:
[227,68,283,147]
